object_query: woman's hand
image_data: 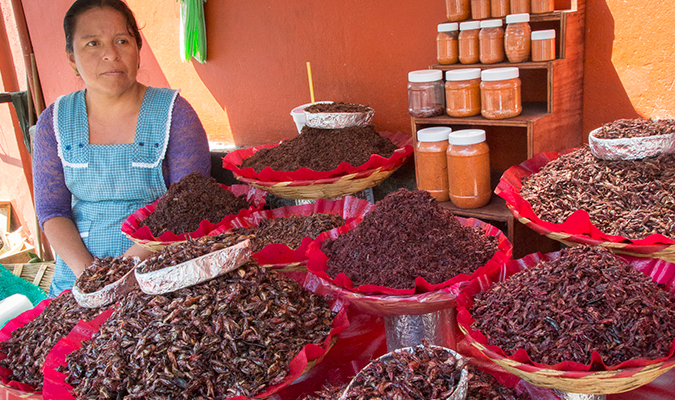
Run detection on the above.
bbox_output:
[122,243,154,261]
[43,216,94,277]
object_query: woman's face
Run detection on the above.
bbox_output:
[67,7,140,98]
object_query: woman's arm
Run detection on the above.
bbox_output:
[163,95,211,185]
[33,104,93,277]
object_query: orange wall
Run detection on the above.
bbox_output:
[583,0,675,134]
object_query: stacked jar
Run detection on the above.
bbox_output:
[504,13,531,63]
[470,0,491,19]
[447,129,491,208]
[445,69,481,117]
[458,21,481,64]
[479,19,505,64]
[408,70,445,118]
[415,127,452,201]
[531,0,555,14]
[531,29,556,61]
[445,0,471,21]
[437,23,459,65]
[480,67,522,119]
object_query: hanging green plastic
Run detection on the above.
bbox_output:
[179,0,207,63]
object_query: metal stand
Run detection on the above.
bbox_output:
[383,307,457,352]
[552,390,607,400]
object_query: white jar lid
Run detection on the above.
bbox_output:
[409,69,443,82]
[438,22,459,32]
[445,68,481,81]
[481,67,519,81]
[480,19,503,28]
[418,127,452,142]
[448,129,486,145]
[460,21,481,31]
[506,13,530,24]
[532,29,556,40]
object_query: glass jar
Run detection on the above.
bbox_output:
[471,0,491,19]
[437,22,459,65]
[510,0,530,14]
[531,29,556,61]
[480,67,522,119]
[446,0,471,21]
[531,0,554,14]
[458,21,481,64]
[408,70,445,118]
[491,0,510,17]
[447,129,491,208]
[504,13,531,63]
[479,19,505,64]
[416,127,451,201]
[445,69,481,117]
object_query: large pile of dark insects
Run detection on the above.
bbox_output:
[240,125,398,172]
[470,246,675,366]
[76,256,138,293]
[137,232,253,273]
[0,292,103,390]
[232,213,345,253]
[63,261,336,399]
[520,146,675,240]
[139,172,250,237]
[304,102,370,113]
[466,365,529,400]
[342,345,466,399]
[594,118,675,139]
[322,188,498,289]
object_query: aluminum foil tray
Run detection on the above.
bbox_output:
[72,258,140,309]
[304,105,375,129]
[588,126,675,161]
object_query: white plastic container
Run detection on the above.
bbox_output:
[290,101,332,133]
[0,294,33,327]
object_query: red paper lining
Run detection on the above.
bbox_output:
[495,149,675,252]
[121,184,267,244]
[456,251,675,374]
[209,197,375,268]
[222,131,414,183]
[306,216,513,297]
[41,274,349,400]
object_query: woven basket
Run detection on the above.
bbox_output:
[4,262,54,294]
[126,237,187,253]
[237,166,397,200]
[459,324,675,395]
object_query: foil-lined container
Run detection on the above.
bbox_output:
[135,240,251,295]
[553,390,607,400]
[72,257,140,308]
[304,104,375,129]
[340,344,469,400]
[588,127,675,161]
[384,308,457,352]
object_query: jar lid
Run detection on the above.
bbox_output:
[445,68,481,81]
[438,22,459,32]
[480,19,503,28]
[448,129,486,145]
[417,127,452,142]
[481,67,519,81]
[459,21,480,31]
[506,13,530,24]
[408,69,443,82]
[532,29,556,40]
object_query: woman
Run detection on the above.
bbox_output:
[33,0,211,296]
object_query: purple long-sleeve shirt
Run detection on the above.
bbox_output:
[33,94,212,229]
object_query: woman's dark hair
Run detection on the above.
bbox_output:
[64,0,142,53]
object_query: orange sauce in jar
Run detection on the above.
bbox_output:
[531,29,556,61]
[504,13,531,63]
[480,67,522,119]
[445,68,481,117]
[510,0,530,14]
[459,21,481,64]
[491,0,510,17]
[479,19,505,64]
[471,0,491,19]
[446,0,471,21]
[447,129,491,209]
[531,0,554,14]
[437,22,459,65]
[416,127,451,201]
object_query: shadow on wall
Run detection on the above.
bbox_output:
[582,0,640,136]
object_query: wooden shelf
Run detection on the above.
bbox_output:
[413,102,549,128]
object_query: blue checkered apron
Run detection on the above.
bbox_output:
[49,87,178,296]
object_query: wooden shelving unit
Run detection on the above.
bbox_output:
[411,0,585,257]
